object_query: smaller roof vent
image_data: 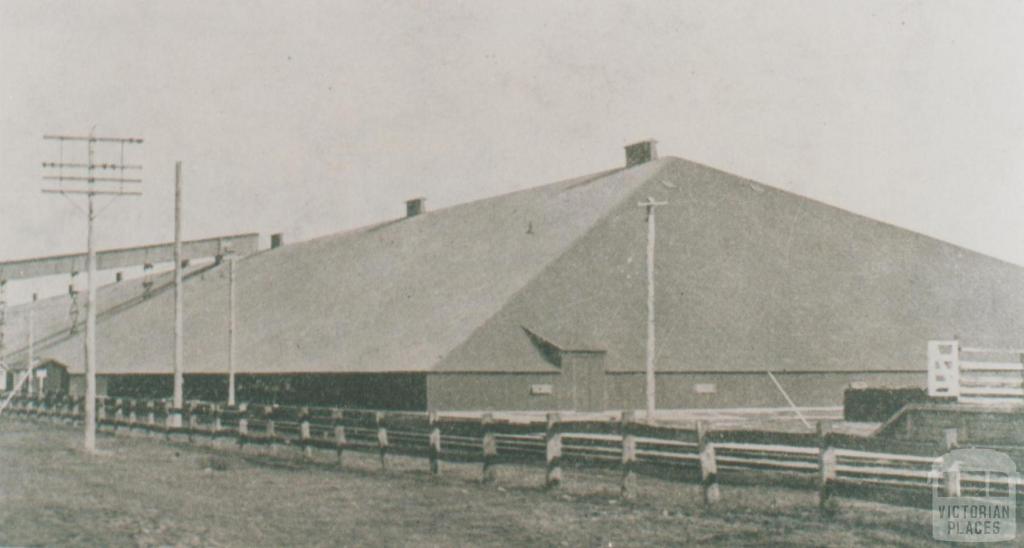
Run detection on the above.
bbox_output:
[625,139,658,167]
[406,197,425,218]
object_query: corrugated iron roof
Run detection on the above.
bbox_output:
[37,160,667,375]
[24,155,1024,378]
[438,157,1024,374]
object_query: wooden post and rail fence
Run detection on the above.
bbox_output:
[2,392,1021,514]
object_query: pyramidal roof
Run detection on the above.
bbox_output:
[29,155,1024,377]
[440,157,1024,374]
[37,159,671,374]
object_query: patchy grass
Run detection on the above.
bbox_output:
[0,419,942,546]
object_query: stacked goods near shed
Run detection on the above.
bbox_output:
[843,387,930,422]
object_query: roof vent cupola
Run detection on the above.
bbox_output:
[625,139,658,167]
[406,197,425,218]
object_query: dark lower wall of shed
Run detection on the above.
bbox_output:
[69,375,109,398]
[606,371,925,409]
[426,371,924,411]
[72,373,427,410]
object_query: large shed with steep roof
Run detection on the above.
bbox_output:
[9,143,1024,411]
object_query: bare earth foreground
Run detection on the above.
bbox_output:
[1,420,943,547]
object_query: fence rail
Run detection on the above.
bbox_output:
[2,393,1021,513]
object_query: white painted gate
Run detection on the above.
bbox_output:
[928,340,1024,406]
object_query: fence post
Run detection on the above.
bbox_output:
[545,413,562,489]
[128,401,138,433]
[187,403,199,443]
[697,421,720,504]
[482,413,498,484]
[621,410,638,500]
[145,402,155,435]
[212,405,223,434]
[97,398,107,428]
[817,421,837,514]
[265,407,276,456]
[300,407,312,460]
[944,462,962,497]
[944,428,959,451]
[238,416,249,450]
[113,398,124,432]
[334,409,346,466]
[164,402,175,439]
[376,412,389,471]
[428,411,441,475]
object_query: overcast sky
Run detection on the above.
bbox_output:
[2,1,1023,303]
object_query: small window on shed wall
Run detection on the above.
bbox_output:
[530,384,553,396]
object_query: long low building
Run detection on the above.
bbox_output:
[8,142,1024,411]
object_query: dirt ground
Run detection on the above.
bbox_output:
[0,419,944,547]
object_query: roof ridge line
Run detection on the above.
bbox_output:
[263,166,628,254]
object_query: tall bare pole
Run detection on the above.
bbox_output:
[26,300,34,396]
[0,280,6,384]
[42,131,143,453]
[227,256,236,406]
[637,197,667,422]
[83,136,98,450]
[173,161,184,419]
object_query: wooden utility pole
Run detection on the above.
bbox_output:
[227,256,237,406]
[637,197,667,422]
[84,153,97,447]
[0,280,6,381]
[42,131,143,453]
[173,161,184,423]
[26,298,34,395]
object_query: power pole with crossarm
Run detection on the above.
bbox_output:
[42,131,143,453]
